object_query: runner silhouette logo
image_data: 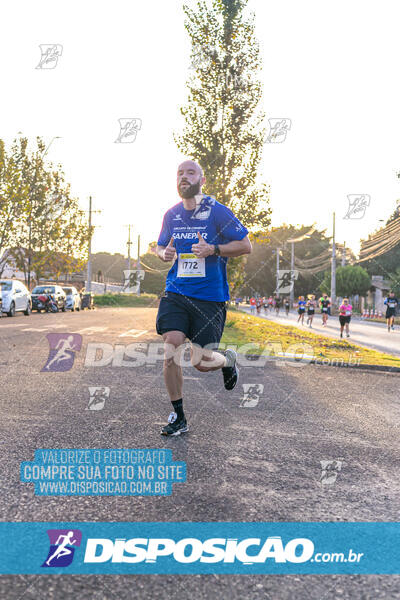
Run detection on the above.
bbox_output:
[41,529,82,567]
[41,333,83,372]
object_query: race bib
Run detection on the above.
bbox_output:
[177,253,205,278]
[388,302,396,308]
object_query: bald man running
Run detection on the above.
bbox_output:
[156,160,252,436]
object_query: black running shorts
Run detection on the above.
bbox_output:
[386,308,396,319]
[339,315,351,326]
[156,291,227,349]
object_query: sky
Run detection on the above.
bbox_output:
[2,0,400,262]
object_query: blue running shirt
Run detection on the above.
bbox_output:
[157,195,248,301]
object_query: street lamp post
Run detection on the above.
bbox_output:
[286,226,315,305]
[330,212,336,306]
[290,241,295,305]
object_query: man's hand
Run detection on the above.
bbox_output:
[162,237,177,262]
[191,232,214,258]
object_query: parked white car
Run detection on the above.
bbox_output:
[63,286,81,311]
[0,280,31,317]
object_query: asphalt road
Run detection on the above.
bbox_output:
[240,305,400,357]
[1,307,400,599]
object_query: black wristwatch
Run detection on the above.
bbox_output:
[213,244,221,256]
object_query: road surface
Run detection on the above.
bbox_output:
[1,308,400,599]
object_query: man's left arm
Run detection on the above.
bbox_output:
[213,237,252,257]
[191,233,251,258]
[209,205,252,257]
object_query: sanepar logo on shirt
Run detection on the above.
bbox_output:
[172,232,208,240]
[84,536,314,564]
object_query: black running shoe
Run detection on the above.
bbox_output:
[222,349,239,391]
[161,412,188,436]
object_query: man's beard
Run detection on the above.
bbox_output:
[178,178,201,199]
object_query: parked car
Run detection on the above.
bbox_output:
[0,280,31,317]
[31,285,67,312]
[63,286,81,311]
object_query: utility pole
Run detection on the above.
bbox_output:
[286,226,315,306]
[341,241,346,267]
[330,212,336,306]
[86,196,93,292]
[126,224,133,272]
[137,234,141,296]
[274,247,281,294]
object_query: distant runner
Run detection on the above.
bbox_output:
[275,295,281,315]
[384,291,398,332]
[268,296,274,311]
[306,294,316,328]
[284,297,290,316]
[155,160,252,436]
[319,294,331,326]
[338,297,352,338]
[250,296,256,314]
[297,296,306,325]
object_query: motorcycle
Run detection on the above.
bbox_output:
[37,294,59,313]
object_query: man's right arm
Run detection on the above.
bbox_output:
[157,212,176,262]
[156,245,167,261]
[156,237,176,262]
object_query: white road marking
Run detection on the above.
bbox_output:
[119,329,148,338]
[76,326,108,334]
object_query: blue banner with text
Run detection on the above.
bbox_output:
[1,522,400,574]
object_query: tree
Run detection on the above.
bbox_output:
[240,225,332,297]
[361,210,400,278]
[3,136,90,285]
[0,140,28,275]
[91,252,127,283]
[389,267,400,296]
[175,0,272,293]
[320,265,371,297]
[139,252,168,296]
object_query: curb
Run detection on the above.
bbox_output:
[310,359,400,373]
[244,354,400,374]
